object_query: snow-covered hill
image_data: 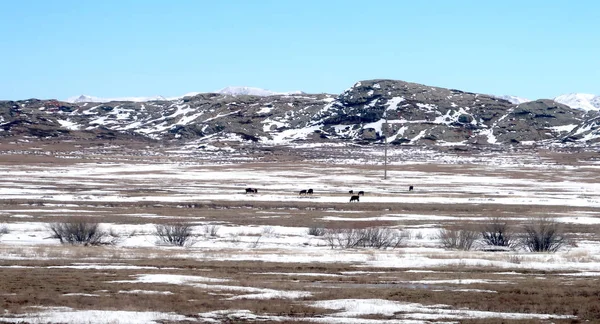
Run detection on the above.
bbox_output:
[554,93,600,111]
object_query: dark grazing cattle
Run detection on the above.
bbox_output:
[245,188,257,194]
[349,195,360,202]
[307,189,314,195]
[409,185,414,191]
[299,189,308,195]
[348,190,353,194]
[358,191,365,196]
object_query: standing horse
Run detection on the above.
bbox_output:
[299,189,308,195]
[307,189,314,195]
[349,195,360,202]
[358,191,365,196]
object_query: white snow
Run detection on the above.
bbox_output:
[0,309,193,324]
[554,93,600,111]
[56,119,81,130]
[310,299,575,321]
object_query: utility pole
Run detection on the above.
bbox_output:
[384,110,388,180]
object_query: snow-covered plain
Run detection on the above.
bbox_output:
[0,145,599,323]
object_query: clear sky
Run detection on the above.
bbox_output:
[1,0,599,101]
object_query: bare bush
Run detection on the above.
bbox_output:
[203,224,220,237]
[324,228,362,249]
[49,221,114,246]
[360,227,404,249]
[481,217,515,248]
[155,223,194,247]
[436,228,479,250]
[520,217,568,252]
[324,227,403,249]
[307,226,325,236]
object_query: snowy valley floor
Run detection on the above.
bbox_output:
[0,141,599,323]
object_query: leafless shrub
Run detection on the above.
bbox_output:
[203,224,220,237]
[481,217,515,248]
[49,221,114,246]
[307,226,326,236]
[360,227,404,249]
[519,217,568,252]
[324,228,362,249]
[436,228,479,250]
[323,227,403,249]
[155,223,194,247]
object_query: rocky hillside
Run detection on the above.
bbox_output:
[1,79,599,147]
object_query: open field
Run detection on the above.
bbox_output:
[0,141,599,323]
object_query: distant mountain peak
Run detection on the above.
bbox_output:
[65,87,305,103]
[65,94,168,103]
[494,95,531,105]
[554,93,600,111]
[216,86,304,96]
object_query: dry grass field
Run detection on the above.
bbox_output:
[0,140,599,323]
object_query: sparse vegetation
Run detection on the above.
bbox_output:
[155,223,194,247]
[519,217,568,252]
[480,217,515,248]
[436,228,479,250]
[307,226,325,236]
[49,220,115,246]
[324,227,403,249]
[203,224,220,237]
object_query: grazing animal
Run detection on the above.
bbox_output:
[358,191,365,196]
[348,190,354,194]
[409,185,414,191]
[299,189,308,195]
[307,189,314,195]
[349,195,360,202]
[245,188,257,194]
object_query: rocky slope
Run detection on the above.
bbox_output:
[1,80,599,147]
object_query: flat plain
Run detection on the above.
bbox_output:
[0,140,599,323]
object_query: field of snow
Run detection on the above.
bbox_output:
[0,143,599,323]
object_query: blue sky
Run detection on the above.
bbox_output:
[1,0,598,101]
